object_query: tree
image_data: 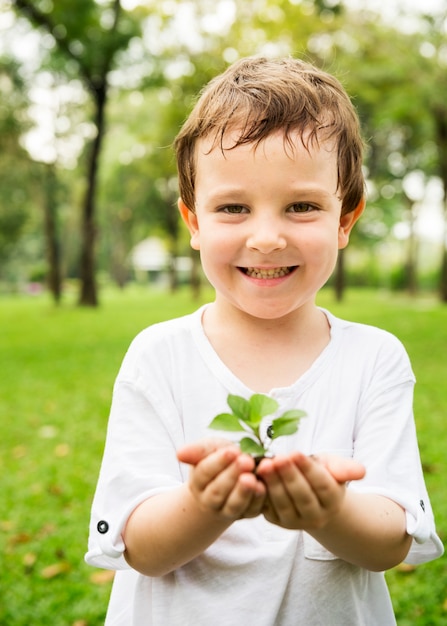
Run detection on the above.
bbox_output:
[420,12,447,301]
[435,109,447,301]
[335,14,432,295]
[96,33,232,291]
[0,56,34,277]
[41,163,63,302]
[12,0,140,305]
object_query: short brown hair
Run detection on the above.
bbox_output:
[174,56,365,215]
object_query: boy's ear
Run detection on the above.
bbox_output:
[178,198,200,250]
[338,198,365,249]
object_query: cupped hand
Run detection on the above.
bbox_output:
[256,452,365,530]
[177,438,266,521]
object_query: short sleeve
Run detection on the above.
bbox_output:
[85,376,187,570]
[347,334,443,564]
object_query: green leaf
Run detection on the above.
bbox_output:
[248,394,278,425]
[227,394,250,421]
[239,437,266,456]
[208,413,247,432]
[279,409,307,420]
[269,415,304,439]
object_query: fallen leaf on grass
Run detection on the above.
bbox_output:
[41,561,71,579]
[8,532,32,547]
[395,562,416,573]
[48,483,63,496]
[90,569,115,585]
[55,443,70,457]
[36,523,56,538]
[422,462,438,474]
[23,552,37,567]
[30,483,44,495]
[39,425,58,439]
[12,445,27,459]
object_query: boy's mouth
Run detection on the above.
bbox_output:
[239,266,296,279]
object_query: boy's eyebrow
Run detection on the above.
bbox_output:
[201,186,338,203]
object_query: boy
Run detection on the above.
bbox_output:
[86,57,443,625]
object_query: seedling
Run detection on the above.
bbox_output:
[209,393,306,459]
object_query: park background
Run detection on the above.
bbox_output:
[0,0,446,624]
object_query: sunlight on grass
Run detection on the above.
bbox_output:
[1,286,445,624]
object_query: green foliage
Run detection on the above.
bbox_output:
[4,0,447,297]
[13,0,140,82]
[0,57,35,266]
[209,393,306,456]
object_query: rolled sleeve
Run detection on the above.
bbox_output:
[85,373,187,571]
[85,483,180,570]
[348,483,444,564]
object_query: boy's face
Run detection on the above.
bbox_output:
[179,130,363,322]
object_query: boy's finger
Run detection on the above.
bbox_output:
[221,473,266,519]
[192,447,240,492]
[315,454,366,483]
[256,457,301,517]
[177,438,237,465]
[199,455,257,512]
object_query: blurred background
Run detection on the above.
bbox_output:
[1,0,447,306]
[1,2,447,625]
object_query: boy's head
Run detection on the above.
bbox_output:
[174,56,364,216]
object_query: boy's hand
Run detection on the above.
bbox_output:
[256,452,365,530]
[177,438,266,521]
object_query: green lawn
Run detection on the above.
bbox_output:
[0,286,445,625]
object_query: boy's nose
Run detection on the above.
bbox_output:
[246,219,287,254]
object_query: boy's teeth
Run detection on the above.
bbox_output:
[245,267,291,278]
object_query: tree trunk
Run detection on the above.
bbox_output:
[110,233,128,289]
[440,243,447,302]
[439,195,447,303]
[12,0,125,308]
[189,248,201,299]
[405,198,418,296]
[164,190,180,293]
[78,83,107,307]
[334,248,345,302]
[440,193,447,302]
[434,108,447,302]
[43,164,62,303]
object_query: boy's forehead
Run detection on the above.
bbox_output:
[195,127,337,160]
[194,129,340,202]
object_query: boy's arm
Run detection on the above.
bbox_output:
[123,439,266,577]
[257,453,412,571]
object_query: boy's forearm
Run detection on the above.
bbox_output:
[123,486,232,577]
[308,492,412,571]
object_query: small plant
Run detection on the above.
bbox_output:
[209,393,306,459]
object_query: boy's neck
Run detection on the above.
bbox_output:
[205,297,324,336]
[202,301,331,392]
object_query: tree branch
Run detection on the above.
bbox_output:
[12,0,94,90]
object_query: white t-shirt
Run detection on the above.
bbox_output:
[86,307,443,625]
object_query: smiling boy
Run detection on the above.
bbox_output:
[178,128,363,391]
[86,57,443,625]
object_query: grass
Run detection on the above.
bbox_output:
[0,285,445,625]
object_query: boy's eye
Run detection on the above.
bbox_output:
[288,202,316,213]
[219,205,247,214]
